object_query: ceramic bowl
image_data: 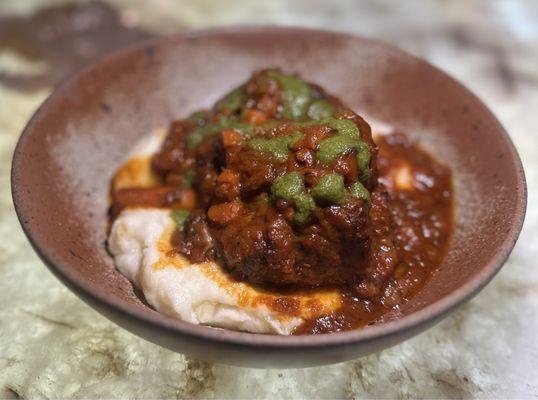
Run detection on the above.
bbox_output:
[11,27,526,368]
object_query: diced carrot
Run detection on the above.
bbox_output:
[207,199,243,225]
[170,188,196,210]
[244,109,267,125]
[221,129,242,148]
[217,169,240,185]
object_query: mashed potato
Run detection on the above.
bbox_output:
[108,130,342,334]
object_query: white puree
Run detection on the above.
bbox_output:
[108,130,342,335]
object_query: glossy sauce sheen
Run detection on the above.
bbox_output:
[294,133,453,334]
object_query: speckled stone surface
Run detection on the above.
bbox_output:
[1,1,537,398]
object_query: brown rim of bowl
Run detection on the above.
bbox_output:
[12,25,527,348]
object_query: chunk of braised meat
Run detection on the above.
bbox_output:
[208,203,301,285]
[351,187,399,299]
[244,70,282,118]
[225,146,283,196]
[152,120,194,176]
[291,197,370,284]
[205,194,388,287]
[171,214,217,262]
[194,165,218,209]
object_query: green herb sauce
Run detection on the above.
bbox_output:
[185,110,209,124]
[268,70,313,120]
[311,173,347,205]
[312,117,371,184]
[215,85,245,112]
[316,134,358,165]
[186,117,255,149]
[307,99,335,120]
[271,172,315,224]
[349,181,371,204]
[247,131,303,162]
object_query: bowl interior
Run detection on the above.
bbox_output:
[12,27,525,344]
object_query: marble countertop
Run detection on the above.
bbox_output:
[0,0,537,398]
